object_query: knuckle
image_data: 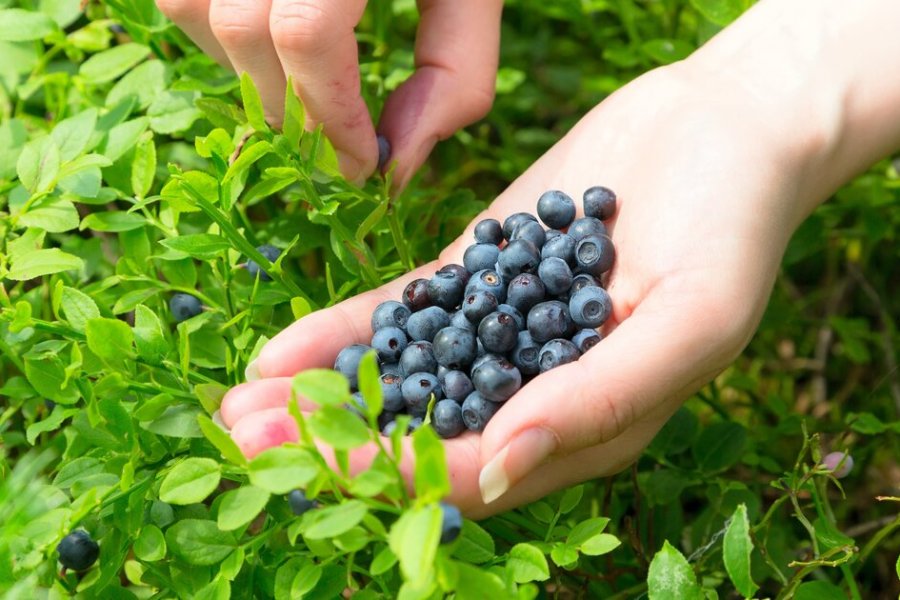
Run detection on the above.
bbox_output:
[155,0,196,21]
[270,2,336,55]
[209,0,268,47]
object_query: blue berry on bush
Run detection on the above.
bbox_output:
[463,243,501,274]
[502,212,538,241]
[169,293,202,323]
[538,257,573,296]
[402,278,432,311]
[474,218,503,245]
[335,344,374,388]
[539,339,581,372]
[575,234,616,276]
[568,217,608,242]
[583,185,617,220]
[380,373,405,412]
[372,300,412,332]
[461,392,501,432]
[569,286,612,329]
[56,530,99,572]
[472,357,522,403]
[399,341,437,376]
[537,190,577,229]
[527,301,575,343]
[462,291,499,324]
[497,239,541,280]
[433,327,478,370]
[441,370,474,402]
[288,489,317,516]
[439,502,463,544]
[571,328,602,353]
[402,372,442,416]
[477,311,519,354]
[406,306,451,342]
[246,244,281,281]
[371,326,408,362]
[465,270,506,304]
[432,399,465,438]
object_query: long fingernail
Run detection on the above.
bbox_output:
[245,359,261,382]
[479,427,558,504]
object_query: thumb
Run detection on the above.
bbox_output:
[476,291,742,505]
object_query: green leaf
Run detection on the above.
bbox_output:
[507,543,550,583]
[7,248,83,280]
[148,90,202,134]
[134,524,167,561]
[165,519,236,566]
[159,458,221,505]
[580,533,621,556]
[723,504,757,598]
[412,425,450,503]
[240,72,269,132]
[18,195,79,233]
[559,485,584,514]
[692,421,746,473]
[689,0,745,26]
[248,446,318,494]
[26,405,78,444]
[142,404,204,438]
[301,500,368,540]
[389,504,441,584]
[550,543,579,567]
[567,517,610,547]
[283,78,305,148]
[195,578,230,600]
[370,546,398,576]
[51,109,98,161]
[794,581,848,600]
[131,131,156,199]
[197,414,247,466]
[17,137,60,194]
[452,520,495,565]
[160,234,232,260]
[80,43,149,84]
[85,317,134,359]
[0,8,57,41]
[357,351,383,418]
[80,210,146,232]
[134,305,167,363]
[307,406,370,450]
[647,541,702,600]
[292,369,352,407]
[223,140,273,184]
[454,562,507,599]
[60,287,100,332]
[217,486,270,531]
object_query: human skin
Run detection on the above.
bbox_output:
[218,0,900,518]
[154,0,502,187]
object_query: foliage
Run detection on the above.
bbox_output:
[1,0,899,597]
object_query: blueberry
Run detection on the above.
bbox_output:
[569,273,602,298]
[288,489,317,516]
[537,190,577,229]
[474,218,504,245]
[569,286,612,329]
[527,301,575,344]
[402,372,442,416]
[432,399,465,439]
[406,306,451,342]
[437,364,450,381]
[461,392,501,432]
[381,362,402,377]
[541,233,576,266]
[477,312,519,354]
[510,219,547,249]
[382,420,399,436]
[408,416,424,432]
[575,234,615,276]
[511,330,541,376]
[56,530,99,572]
[246,244,281,281]
[433,327,478,370]
[502,212,538,241]
[583,186,617,220]
[465,270,506,304]
[380,373,405,412]
[571,328,602,353]
[346,392,368,420]
[497,239,541,280]
[538,257,573,296]
[399,341,437,376]
[402,278,432,311]
[378,409,398,431]
[545,229,563,241]
[472,353,504,372]
[450,309,477,333]
[372,300,412,333]
[377,134,392,171]
[334,344,374,388]
[462,291,499,324]
[822,451,854,478]
[437,263,470,286]
[371,326,409,362]
[439,502,463,544]
[472,357,522,403]
[539,339,581,372]
[428,269,467,310]
[169,293,202,323]
[568,217,608,242]
[496,304,525,330]
[505,273,546,315]
[463,243,501,274]
[441,370,474,402]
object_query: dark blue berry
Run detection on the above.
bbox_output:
[496,304,525,330]
[569,273,602,298]
[545,229,563,241]
[406,306,451,342]
[511,331,541,376]
[428,269,467,310]
[377,134,391,171]
[441,370,474,402]
[505,273,546,315]
[474,218,504,245]
[371,326,408,362]
[569,286,612,329]
[537,190,576,229]
[583,186,617,221]
[378,410,398,430]
[575,234,615,277]
[439,502,463,544]
[497,239,541,280]
[462,291,499,324]
[402,372,442,416]
[502,212,538,241]
[472,352,504,373]
[539,339,581,372]
[472,357,522,403]
[399,341,437,376]
[381,362,402,376]
[334,344,374,388]
[382,420,399,436]
[571,328,602,353]
[433,327,478,370]
[380,372,405,412]
[402,278,432,311]
[463,243,501,274]
[437,263,470,286]
[450,309,477,333]
[372,300,412,332]
[568,217,608,242]
[465,270,506,304]
[408,416,424,432]
[56,530,99,572]
[541,233,576,266]
[510,219,547,249]
[461,392,501,431]
[432,399,465,438]
[477,312,519,354]
[169,293,202,323]
[527,301,575,343]
[538,257,573,296]
[288,489,317,516]
[246,244,281,281]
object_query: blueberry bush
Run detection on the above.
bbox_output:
[1,0,899,598]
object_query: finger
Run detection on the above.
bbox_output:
[230,406,300,458]
[378,0,503,188]
[209,0,287,123]
[156,0,232,67]
[269,0,376,181]
[220,377,319,428]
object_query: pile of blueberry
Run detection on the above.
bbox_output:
[334,187,617,439]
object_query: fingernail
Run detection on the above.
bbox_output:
[479,427,558,504]
[245,359,261,382]
[336,151,364,182]
[376,135,391,172]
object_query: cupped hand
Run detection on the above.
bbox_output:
[219,63,822,518]
[155,0,501,186]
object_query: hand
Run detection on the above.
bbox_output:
[155,0,502,186]
[218,62,826,518]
